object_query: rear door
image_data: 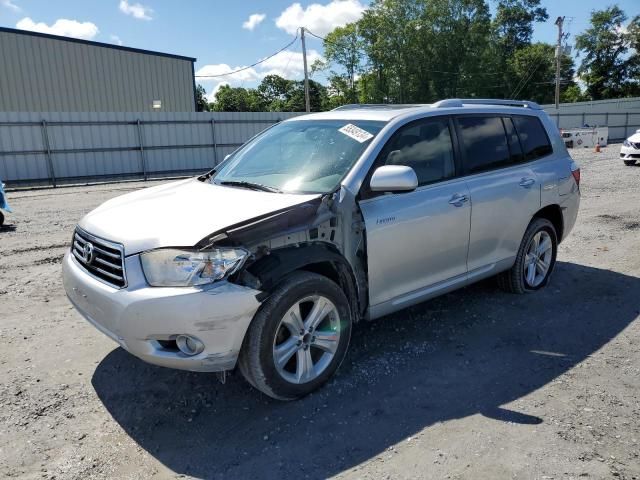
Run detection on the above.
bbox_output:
[455,115,541,274]
[359,116,471,308]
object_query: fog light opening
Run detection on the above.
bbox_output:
[176,335,204,356]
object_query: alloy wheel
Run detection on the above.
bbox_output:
[523,230,553,288]
[272,295,341,384]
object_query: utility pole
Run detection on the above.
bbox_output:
[554,16,564,110]
[301,27,311,113]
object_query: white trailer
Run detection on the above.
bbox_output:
[561,126,609,149]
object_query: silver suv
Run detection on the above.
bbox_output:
[63,99,581,400]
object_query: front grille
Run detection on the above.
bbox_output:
[631,142,640,150]
[72,228,126,288]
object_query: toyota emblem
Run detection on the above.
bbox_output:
[82,242,95,264]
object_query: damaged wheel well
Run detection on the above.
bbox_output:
[242,244,363,323]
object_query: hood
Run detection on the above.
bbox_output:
[627,132,640,143]
[79,178,320,255]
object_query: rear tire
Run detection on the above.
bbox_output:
[238,271,352,400]
[623,160,636,166]
[497,218,557,294]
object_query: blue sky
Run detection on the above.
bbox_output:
[0,0,638,100]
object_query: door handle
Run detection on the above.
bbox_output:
[519,178,535,188]
[448,193,469,207]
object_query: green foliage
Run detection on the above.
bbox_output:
[575,6,640,100]
[330,0,551,103]
[493,0,548,54]
[507,43,577,104]
[323,23,364,103]
[210,75,328,112]
[211,85,264,112]
[195,84,210,112]
[208,0,637,112]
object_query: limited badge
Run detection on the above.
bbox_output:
[339,124,374,143]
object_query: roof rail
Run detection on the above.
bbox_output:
[431,99,464,108]
[434,98,542,110]
[331,103,428,111]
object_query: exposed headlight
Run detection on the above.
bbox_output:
[140,248,249,287]
[623,139,631,147]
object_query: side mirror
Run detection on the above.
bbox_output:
[369,165,418,192]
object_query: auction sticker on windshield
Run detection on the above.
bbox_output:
[339,123,374,143]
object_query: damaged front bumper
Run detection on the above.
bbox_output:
[62,251,262,372]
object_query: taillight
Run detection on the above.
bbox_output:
[570,161,580,187]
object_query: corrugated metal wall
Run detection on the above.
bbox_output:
[0,112,302,187]
[542,97,640,140]
[0,28,195,112]
[542,97,640,113]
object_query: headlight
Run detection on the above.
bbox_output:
[140,248,249,287]
[623,140,631,147]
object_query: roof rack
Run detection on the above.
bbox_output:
[433,98,542,110]
[331,104,428,111]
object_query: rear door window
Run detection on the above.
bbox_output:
[456,116,510,174]
[512,115,553,161]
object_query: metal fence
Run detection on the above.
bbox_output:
[0,112,301,187]
[546,111,640,142]
[2,108,638,188]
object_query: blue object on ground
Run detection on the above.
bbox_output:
[0,181,12,213]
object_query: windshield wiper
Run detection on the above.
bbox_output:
[217,180,282,193]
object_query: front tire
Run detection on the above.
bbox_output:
[623,160,636,166]
[497,218,558,294]
[238,271,352,400]
[0,211,4,228]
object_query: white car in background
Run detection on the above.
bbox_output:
[621,130,640,166]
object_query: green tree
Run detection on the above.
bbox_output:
[282,79,328,112]
[490,0,548,98]
[257,75,294,111]
[211,85,263,112]
[352,0,496,102]
[323,23,364,103]
[575,6,640,100]
[507,43,577,103]
[561,84,586,103]
[195,84,210,112]
[493,0,548,54]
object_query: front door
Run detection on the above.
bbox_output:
[359,117,471,310]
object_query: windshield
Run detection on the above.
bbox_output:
[211,119,385,194]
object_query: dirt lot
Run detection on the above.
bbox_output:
[1,144,639,480]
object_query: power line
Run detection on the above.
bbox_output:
[509,44,552,98]
[195,32,299,79]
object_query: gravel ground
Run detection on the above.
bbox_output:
[1,144,639,480]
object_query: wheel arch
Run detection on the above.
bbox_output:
[533,204,564,242]
[245,243,361,323]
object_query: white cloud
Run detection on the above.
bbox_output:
[260,49,323,78]
[16,17,99,40]
[196,48,324,103]
[1,0,21,12]
[242,13,266,31]
[275,0,366,36]
[119,0,153,21]
[195,64,262,84]
[110,34,123,46]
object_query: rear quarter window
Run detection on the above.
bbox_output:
[512,115,553,161]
